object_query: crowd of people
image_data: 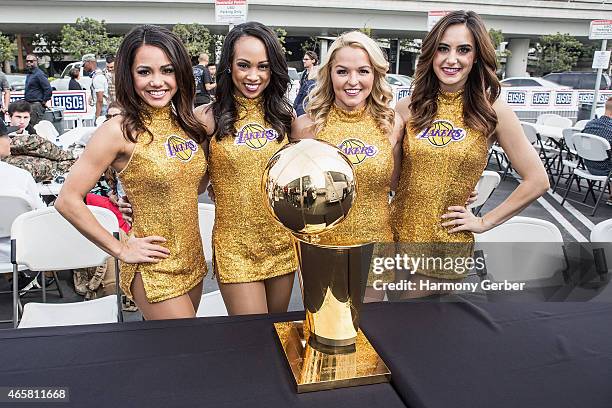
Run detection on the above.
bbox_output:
[0,10,610,320]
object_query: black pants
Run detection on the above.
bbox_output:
[28,101,46,126]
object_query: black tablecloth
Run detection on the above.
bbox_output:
[0,301,610,408]
[0,310,405,408]
[360,300,612,408]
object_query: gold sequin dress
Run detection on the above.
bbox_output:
[118,106,207,302]
[392,90,488,279]
[209,95,296,283]
[315,104,393,246]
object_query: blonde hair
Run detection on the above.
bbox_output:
[306,31,394,136]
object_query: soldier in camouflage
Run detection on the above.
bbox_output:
[1,100,76,182]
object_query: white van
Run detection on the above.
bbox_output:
[50,59,107,91]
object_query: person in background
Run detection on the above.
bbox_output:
[24,54,52,126]
[68,67,84,90]
[3,100,76,182]
[206,62,217,101]
[293,51,318,117]
[192,53,214,106]
[582,96,612,205]
[82,54,109,119]
[104,55,116,104]
[0,70,10,117]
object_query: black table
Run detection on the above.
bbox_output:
[0,301,610,408]
[0,310,405,408]
[361,300,612,408]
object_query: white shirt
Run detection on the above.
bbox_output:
[0,161,45,263]
[91,69,109,107]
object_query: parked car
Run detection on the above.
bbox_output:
[50,59,107,91]
[500,76,565,89]
[386,74,413,88]
[543,71,611,90]
[6,74,26,91]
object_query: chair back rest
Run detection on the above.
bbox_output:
[11,206,119,270]
[572,133,611,162]
[475,216,565,283]
[561,127,579,151]
[198,203,215,262]
[591,219,612,274]
[574,120,589,130]
[33,120,59,142]
[0,193,34,238]
[520,121,538,144]
[468,170,501,209]
[536,113,572,128]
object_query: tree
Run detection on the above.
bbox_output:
[536,32,582,75]
[172,23,213,58]
[0,31,17,65]
[274,28,291,56]
[61,17,122,58]
[300,37,318,55]
[488,28,510,75]
[32,33,63,75]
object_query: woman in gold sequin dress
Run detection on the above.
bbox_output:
[56,26,209,320]
[392,11,549,287]
[292,32,397,302]
[195,22,297,315]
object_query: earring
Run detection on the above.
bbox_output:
[226,68,231,74]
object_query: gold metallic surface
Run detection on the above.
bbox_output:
[392,90,488,279]
[118,106,207,303]
[315,105,393,246]
[209,95,296,283]
[263,139,357,242]
[275,321,391,393]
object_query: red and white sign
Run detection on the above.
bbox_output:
[427,11,450,31]
[589,20,612,40]
[215,0,248,24]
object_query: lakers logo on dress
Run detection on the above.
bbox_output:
[234,122,279,150]
[164,135,198,162]
[416,120,466,148]
[338,138,378,165]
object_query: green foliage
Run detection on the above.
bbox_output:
[32,33,64,75]
[274,28,291,56]
[172,23,212,58]
[61,17,122,58]
[300,37,318,55]
[0,31,17,63]
[488,29,510,73]
[536,32,582,75]
[359,27,373,38]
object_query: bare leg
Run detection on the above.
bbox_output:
[130,273,196,320]
[264,272,295,313]
[187,280,204,313]
[218,280,268,315]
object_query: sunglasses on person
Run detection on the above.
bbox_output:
[25,59,37,63]
[105,113,120,120]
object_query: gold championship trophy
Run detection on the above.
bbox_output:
[262,139,390,393]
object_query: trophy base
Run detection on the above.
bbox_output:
[274,321,391,393]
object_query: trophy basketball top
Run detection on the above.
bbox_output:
[262,139,357,243]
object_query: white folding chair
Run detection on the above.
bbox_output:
[196,290,228,317]
[475,216,568,290]
[11,206,122,328]
[591,220,612,276]
[552,127,581,193]
[560,133,612,216]
[574,120,590,130]
[536,113,573,128]
[197,203,215,262]
[468,171,501,215]
[0,193,33,326]
[33,120,59,143]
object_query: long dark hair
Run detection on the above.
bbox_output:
[115,25,207,143]
[211,21,292,141]
[409,10,500,137]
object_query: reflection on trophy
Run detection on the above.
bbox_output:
[263,139,390,392]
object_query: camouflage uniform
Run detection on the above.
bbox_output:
[1,133,76,182]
